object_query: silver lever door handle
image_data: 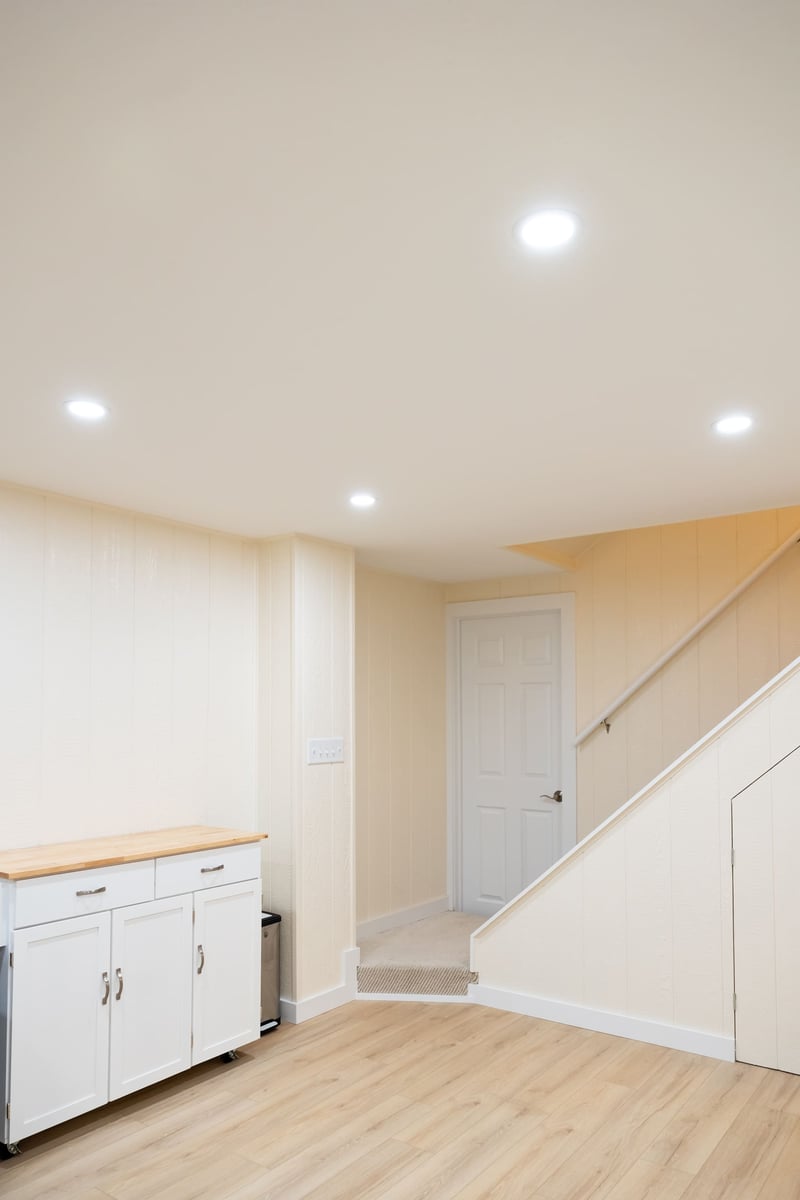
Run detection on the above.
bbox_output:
[197,944,205,975]
[115,967,124,1000]
[101,971,110,1005]
[540,789,563,803]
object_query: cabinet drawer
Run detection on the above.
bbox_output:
[155,843,261,899]
[14,861,155,929]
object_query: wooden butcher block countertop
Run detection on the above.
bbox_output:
[0,826,267,881]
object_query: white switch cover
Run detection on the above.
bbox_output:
[307,737,345,765]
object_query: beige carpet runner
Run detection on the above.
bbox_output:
[357,911,483,995]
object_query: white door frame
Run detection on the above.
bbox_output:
[446,594,577,910]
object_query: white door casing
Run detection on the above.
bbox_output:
[109,895,194,1101]
[9,912,111,1142]
[447,595,576,915]
[733,747,800,1075]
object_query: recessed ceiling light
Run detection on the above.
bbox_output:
[515,209,578,252]
[349,492,376,509]
[65,396,108,421]
[713,414,753,436]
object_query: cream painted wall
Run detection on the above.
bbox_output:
[355,567,447,926]
[446,505,800,836]
[471,656,800,1056]
[0,483,259,848]
[260,536,355,1006]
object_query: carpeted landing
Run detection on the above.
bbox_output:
[357,911,484,995]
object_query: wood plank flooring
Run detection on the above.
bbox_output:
[2,1001,799,1200]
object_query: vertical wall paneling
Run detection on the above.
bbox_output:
[355,567,447,926]
[0,490,46,848]
[732,776,778,1068]
[472,660,800,1051]
[0,484,259,849]
[446,504,800,839]
[132,519,174,834]
[88,508,136,836]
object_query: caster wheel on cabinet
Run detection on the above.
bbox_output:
[220,1050,239,1063]
[1,1143,21,1159]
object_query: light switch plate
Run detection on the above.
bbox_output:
[307,737,345,765]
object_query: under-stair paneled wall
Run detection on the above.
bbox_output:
[355,567,447,927]
[445,504,800,837]
[0,482,259,848]
[470,657,800,1060]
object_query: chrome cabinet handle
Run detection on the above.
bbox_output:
[200,864,225,874]
[115,967,124,1000]
[540,790,563,804]
[77,886,107,897]
[101,971,110,1005]
[197,944,205,975]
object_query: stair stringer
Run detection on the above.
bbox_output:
[469,654,800,1060]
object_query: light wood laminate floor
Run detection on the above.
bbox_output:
[2,1001,800,1200]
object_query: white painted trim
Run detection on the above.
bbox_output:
[356,897,450,940]
[356,992,472,1004]
[446,593,577,910]
[280,946,360,1024]
[468,984,735,1062]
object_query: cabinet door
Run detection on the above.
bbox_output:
[9,912,110,1142]
[193,879,260,1064]
[109,895,193,1101]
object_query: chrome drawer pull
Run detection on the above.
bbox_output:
[200,864,225,874]
[101,971,110,1005]
[76,886,107,897]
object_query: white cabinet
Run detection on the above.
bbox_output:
[0,831,263,1153]
[9,913,111,1143]
[109,896,194,1101]
[192,880,261,1064]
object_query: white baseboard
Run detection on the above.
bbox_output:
[468,984,735,1062]
[356,897,450,941]
[356,992,472,1004]
[280,946,360,1024]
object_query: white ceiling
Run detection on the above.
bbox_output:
[1,1,798,582]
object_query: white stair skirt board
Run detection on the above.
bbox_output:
[469,984,735,1063]
[356,896,449,941]
[280,947,360,1025]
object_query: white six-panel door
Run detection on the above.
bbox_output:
[461,610,563,916]
[109,895,194,1101]
[733,748,800,1075]
[9,912,111,1142]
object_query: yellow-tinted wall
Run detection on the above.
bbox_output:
[355,567,447,925]
[446,505,800,837]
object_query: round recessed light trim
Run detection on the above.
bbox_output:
[515,209,579,252]
[65,396,108,422]
[713,414,753,436]
[349,492,376,509]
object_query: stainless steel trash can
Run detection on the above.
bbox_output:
[260,912,281,1034]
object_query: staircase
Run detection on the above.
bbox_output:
[468,655,800,1062]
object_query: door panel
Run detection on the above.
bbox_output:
[461,610,563,916]
[192,879,260,1065]
[109,895,193,1101]
[10,912,110,1141]
[522,809,556,886]
[733,749,800,1074]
